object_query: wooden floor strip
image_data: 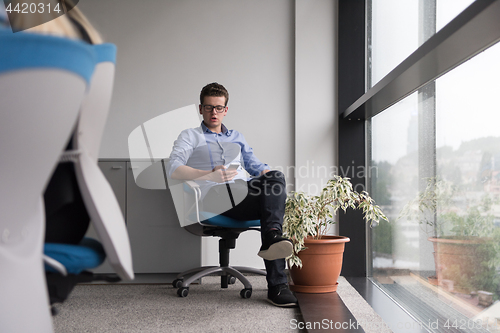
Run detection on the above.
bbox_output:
[296,292,365,332]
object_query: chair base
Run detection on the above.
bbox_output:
[173,229,267,297]
[173,266,266,299]
[174,265,267,289]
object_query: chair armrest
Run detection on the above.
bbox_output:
[43,255,68,276]
[185,180,200,189]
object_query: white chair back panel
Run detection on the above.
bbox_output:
[0,199,54,333]
[71,43,133,281]
[76,61,115,162]
[75,150,134,281]
[0,70,86,242]
[0,72,86,333]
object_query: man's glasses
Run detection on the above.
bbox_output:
[202,104,226,113]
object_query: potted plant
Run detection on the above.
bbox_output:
[399,178,500,294]
[283,175,388,293]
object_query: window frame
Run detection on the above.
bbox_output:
[338,0,500,277]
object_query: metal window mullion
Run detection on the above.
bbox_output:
[417,0,438,272]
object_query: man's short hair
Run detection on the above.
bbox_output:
[200,82,229,106]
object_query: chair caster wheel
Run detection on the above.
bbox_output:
[228,275,236,285]
[172,279,183,288]
[177,287,189,297]
[240,288,252,299]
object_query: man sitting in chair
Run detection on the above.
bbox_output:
[166,82,297,307]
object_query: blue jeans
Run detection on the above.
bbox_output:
[203,170,288,287]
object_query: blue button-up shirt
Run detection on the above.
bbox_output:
[166,122,269,199]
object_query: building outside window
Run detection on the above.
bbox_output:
[368,0,500,331]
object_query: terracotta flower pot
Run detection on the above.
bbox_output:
[289,235,350,293]
[428,236,491,293]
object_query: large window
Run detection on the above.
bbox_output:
[369,1,500,331]
[370,0,474,87]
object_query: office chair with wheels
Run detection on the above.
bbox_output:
[43,43,135,306]
[169,179,267,299]
[127,105,266,299]
[0,30,95,333]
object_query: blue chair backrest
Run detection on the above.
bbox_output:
[94,43,116,64]
[0,29,96,82]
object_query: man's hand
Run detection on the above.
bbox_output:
[209,165,238,183]
[171,164,238,182]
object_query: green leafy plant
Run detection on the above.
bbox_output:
[399,178,497,238]
[283,175,388,268]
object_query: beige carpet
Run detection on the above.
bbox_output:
[52,275,302,333]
